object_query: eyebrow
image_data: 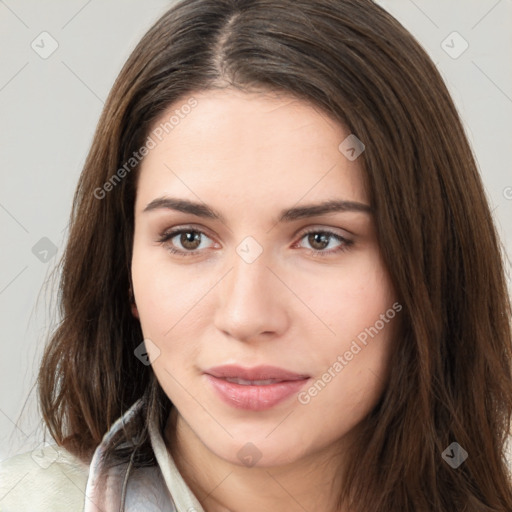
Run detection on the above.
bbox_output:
[143,197,372,222]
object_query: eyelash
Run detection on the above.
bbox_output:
[157,227,354,258]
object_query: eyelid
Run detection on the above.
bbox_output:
[293,224,352,239]
[158,225,218,250]
[159,223,217,241]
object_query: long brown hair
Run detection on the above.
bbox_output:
[37,0,512,509]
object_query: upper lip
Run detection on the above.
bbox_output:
[205,365,309,382]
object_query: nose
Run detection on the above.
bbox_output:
[213,251,290,343]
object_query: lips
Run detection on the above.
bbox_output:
[204,365,310,410]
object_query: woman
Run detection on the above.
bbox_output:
[1,0,511,510]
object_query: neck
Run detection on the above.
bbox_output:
[165,408,349,512]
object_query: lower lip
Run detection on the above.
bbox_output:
[205,375,309,411]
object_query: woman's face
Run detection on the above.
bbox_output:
[131,88,400,467]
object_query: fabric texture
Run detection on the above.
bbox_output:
[0,398,205,512]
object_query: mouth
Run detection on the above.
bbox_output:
[204,365,310,411]
[222,377,290,385]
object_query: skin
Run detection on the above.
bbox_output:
[131,88,399,512]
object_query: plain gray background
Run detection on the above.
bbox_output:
[1,0,511,463]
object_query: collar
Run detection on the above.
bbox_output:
[83,396,204,512]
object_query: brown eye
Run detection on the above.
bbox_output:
[307,232,331,250]
[180,231,202,250]
[158,228,215,256]
[296,229,353,256]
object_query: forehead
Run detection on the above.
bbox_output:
[135,88,367,212]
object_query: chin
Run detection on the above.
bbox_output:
[198,429,312,469]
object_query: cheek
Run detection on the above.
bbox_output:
[296,250,397,406]
[131,244,209,338]
[296,323,395,445]
[130,248,227,402]
[299,249,396,345]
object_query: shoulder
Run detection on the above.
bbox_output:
[0,443,89,512]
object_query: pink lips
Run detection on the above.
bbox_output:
[204,365,310,411]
